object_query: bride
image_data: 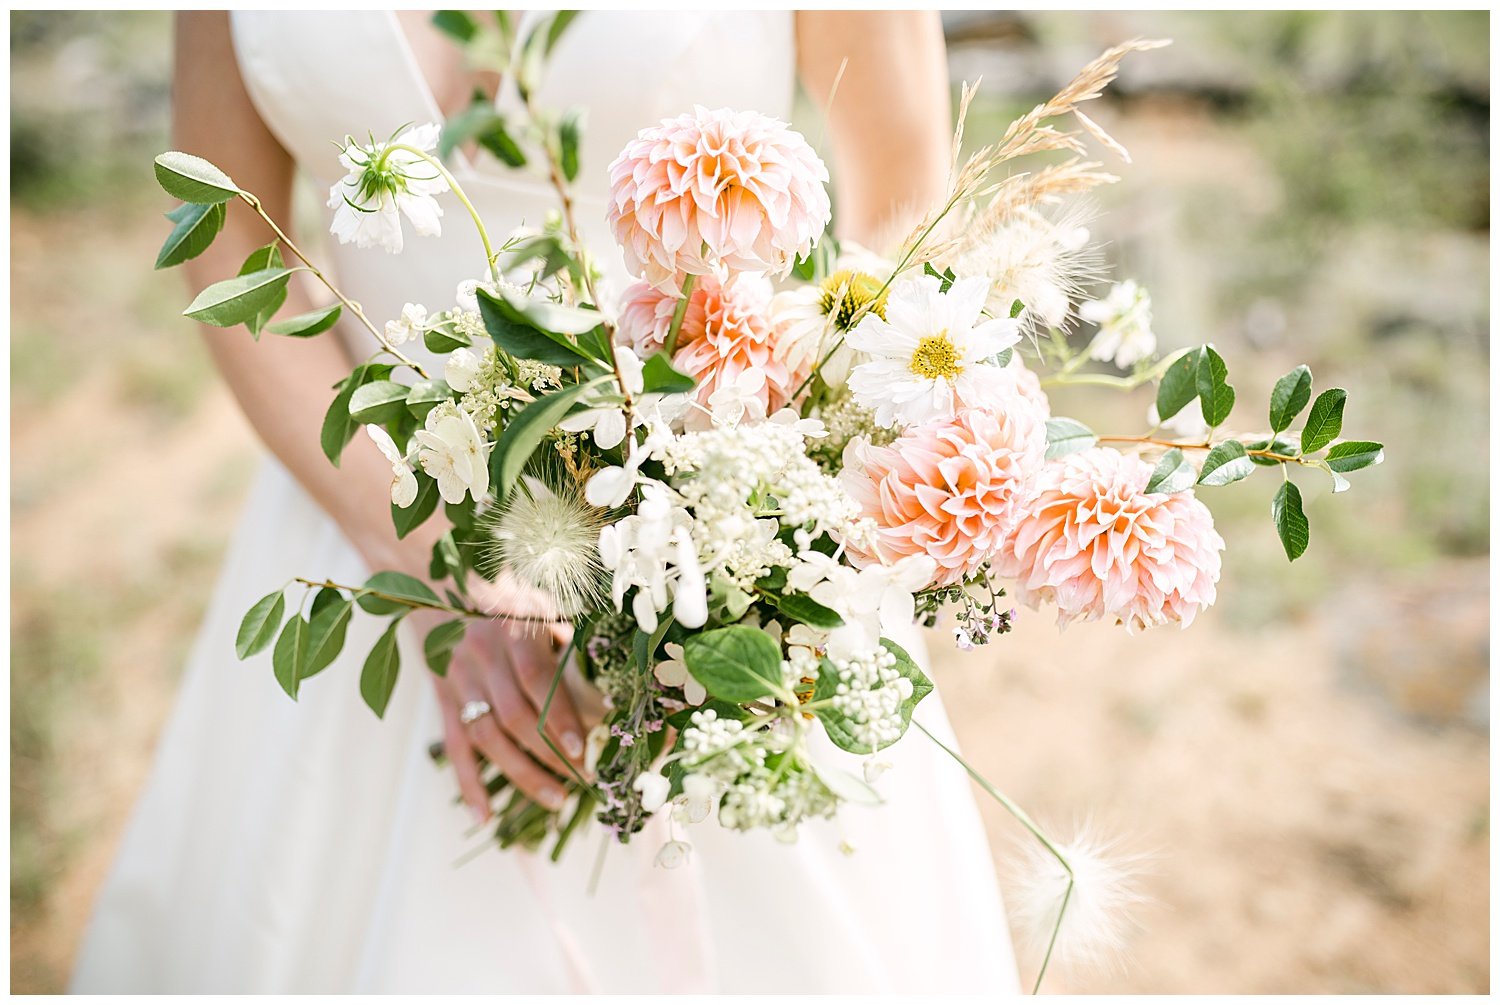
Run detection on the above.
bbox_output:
[72,10,1019,993]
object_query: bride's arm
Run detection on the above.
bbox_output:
[173,13,581,817]
[795,10,952,251]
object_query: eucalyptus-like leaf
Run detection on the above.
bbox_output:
[1272,480,1310,561]
[183,268,292,328]
[392,474,440,540]
[1325,439,1384,473]
[1300,388,1348,454]
[423,323,471,353]
[266,304,341,338]
[405,379,455,419]
[303,589,353,679]
[349,380,412,424]
[155,201,225,270]
[321,363,395,466]
[360,620,403,718]
[1155,348,1199,421]
[1197,439,1254,487]
[154,151,239,204]
[1268,365,1313,433]
[558,109,583,181]
[235,589,285,659]
[357,571,442,615]
[430,9,479,42]
[1145,448,1196,494]
[1044,417,1097,460]
[1194,346,1235,427]
[423,619,467,677]
[237,244,286,335]
[477,287,598,366]
[272,614,309,699]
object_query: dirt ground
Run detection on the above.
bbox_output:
[9,11,1490,994]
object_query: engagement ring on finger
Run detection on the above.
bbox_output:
[459,700,492,726]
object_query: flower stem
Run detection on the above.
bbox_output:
[292,577,565,625]
[915,720,1073,995]
[386,144,499,283]
[1095,434,1306,465]
[236,192,429,379]
[662,272,697,357]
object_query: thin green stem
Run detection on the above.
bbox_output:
[915,720,1073,995]
[662,272,697,357]
[386,144,499,283]
[536,635,595,792]
[236,192,429,378]
[292,577,565,625]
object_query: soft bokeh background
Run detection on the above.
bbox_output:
[9,10,1489,993]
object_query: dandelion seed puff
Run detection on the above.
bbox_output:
[480,475,607,619]
[1005,822,1150,977]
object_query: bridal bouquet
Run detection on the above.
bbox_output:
[151,15,1381,979]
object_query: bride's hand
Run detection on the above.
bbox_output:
[418,576,588,822]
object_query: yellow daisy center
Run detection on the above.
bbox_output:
[819,269,889,330]
[910,331,965,380]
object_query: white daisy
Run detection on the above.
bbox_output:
[845,274,1021,429]
[327,123,449,254]
[365,425,418,508]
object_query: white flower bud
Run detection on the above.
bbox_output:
[654,839,691,869]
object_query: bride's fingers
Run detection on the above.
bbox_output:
[462,709,566,811]
[437,681,490,825]
[477,628,576,776]
[501,622,587,765]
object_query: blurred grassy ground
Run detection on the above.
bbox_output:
[8,10,1489,993]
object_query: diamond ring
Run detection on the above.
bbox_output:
[459,699,492,726]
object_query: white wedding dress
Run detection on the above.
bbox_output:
[71,11,1019,994]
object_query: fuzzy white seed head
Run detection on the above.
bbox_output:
[1005,823,1149,978]
[481,475,607,618]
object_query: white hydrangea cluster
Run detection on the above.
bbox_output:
[597,482,708,633]
[831,645,911,750]
[673,709,838,839]
[445,342,561,434]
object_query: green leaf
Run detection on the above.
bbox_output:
[360,621,403,718]
[392,473,440,540]
[558,109,583,182]
[543,9,579,53]
[490,379,600,496]
[423,619,467,677]
[423,323,471,353]
[235,590,285,659]
[1145,448,1196,494]
[405,379,455,419]
[321,363,394,466]
[681,625,786,703]
[477,287,598,366]
[640,352,695,395]
[357,571,441,615]
[271,615,309,699]
[237,244,286,335]
[1197,440,1254,487]
[439,99,527,167]
[1300,388,1347,454]
[814,639,933,755]
[1155,349,1199,421]
[266,304,341,338]
[1044,417,1097,460]
[992,347,1013,368]
[767,592,844,630]
[153,151,239,204]
[182,268,292,328]
[155,201,225,270]
[349,380,411,424]
[1194,346,1235,427]
[303,589,353,679]
[1246,436,1299,467]
[1325,439,1385,473]
[1268,364,1313,433]
[1010,299,1025,319]
[1272,480,1310,561]
[431,9,479,42]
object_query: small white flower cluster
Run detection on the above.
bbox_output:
[668,709,838,840]
[830,645,911,750]
[597,482,707,633]
[445,343,558,433]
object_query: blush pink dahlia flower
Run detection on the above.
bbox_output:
[841,399,1048,587]
[607,107,832,284]
[617,273,814,429]
[994,447,1225,632]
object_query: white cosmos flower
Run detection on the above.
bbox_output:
[444,347,482,393]
[383,302,428,346]
[327,123,449,254]
[414,406,490,504]
[1081,280,1156,369]
[653,642,707,704]
[365,425,418,508]
[846,274,1022,429]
